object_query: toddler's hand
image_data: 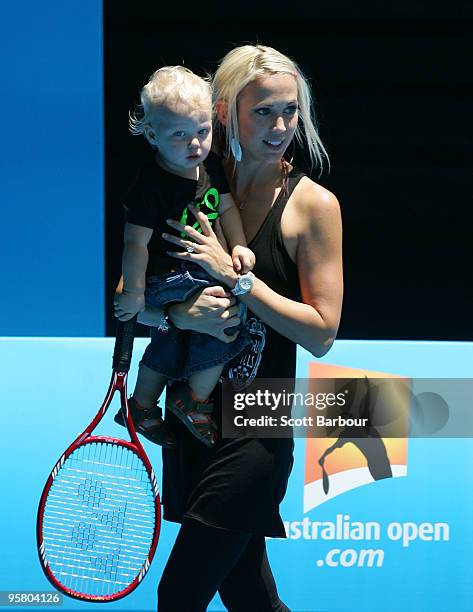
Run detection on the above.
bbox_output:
[231,245,256,274]
[114,290,145,321]
[137,306,164,327]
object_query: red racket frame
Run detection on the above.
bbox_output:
[36,317,161,602]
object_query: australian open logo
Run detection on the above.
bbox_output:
[303,363,409,513]
[283,362,453,571]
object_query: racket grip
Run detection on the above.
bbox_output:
[113,316,137,371]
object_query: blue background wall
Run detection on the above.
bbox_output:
[0,1,104,336]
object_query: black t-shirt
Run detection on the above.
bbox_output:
[124,152,229,276]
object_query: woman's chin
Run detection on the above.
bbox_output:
[261,141,293,162]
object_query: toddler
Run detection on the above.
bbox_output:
[114,66,255,447]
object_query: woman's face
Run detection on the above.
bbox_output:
[236,73,298,164]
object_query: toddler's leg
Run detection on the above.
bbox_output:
[165,365,224,448]
[133,363,167,408]
[114,363,176,448]
[188,364,225,402]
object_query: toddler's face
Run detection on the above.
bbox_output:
[146,102,212,177]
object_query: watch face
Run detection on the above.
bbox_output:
[240,276,252,290]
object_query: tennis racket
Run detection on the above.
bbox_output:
[36,317,161,602]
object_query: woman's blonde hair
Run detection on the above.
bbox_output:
[129,66,211,136]
[212,44,329,173]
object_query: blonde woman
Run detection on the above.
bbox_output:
[155,44,343,610]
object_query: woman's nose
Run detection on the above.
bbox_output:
[273,115,286,132]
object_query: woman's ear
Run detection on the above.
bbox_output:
[143,125,158,147]
[215,100,228,126]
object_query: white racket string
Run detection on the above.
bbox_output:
[42,441,156,597]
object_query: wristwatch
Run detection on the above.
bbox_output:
[231,271,255,296]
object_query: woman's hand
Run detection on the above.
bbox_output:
[162,205,238,288]
[169,285,241,343]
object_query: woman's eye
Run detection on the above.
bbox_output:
[284,105,298,115]
[255,108,270,116]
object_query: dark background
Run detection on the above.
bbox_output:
[104,1,472,340]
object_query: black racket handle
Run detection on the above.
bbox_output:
[113,316,137,372]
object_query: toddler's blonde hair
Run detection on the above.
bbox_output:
[129,66,212,136]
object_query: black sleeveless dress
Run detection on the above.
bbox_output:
[161,170,305,537]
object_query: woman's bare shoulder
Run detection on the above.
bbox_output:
[281,175,341,261]
[294,176,339,211]
[289,176,341,230]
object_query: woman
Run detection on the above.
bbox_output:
[156,44,343,610]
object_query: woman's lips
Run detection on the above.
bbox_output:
[263,139,286,151]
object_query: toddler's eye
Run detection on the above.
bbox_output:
[284,105,298,115]
[255,108,270,116]
[173,131,185,137]
[198,128,210,135]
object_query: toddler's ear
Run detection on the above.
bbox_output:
[143,125,158,147]
[215,100,228,126]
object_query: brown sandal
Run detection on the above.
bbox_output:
[114,397,176,449]
[165,386,217,447]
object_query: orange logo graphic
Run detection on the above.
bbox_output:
[304,363,409,513]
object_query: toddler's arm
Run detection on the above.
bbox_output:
[218,194,255,273]
[114,222,153,321]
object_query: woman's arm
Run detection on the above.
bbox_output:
[241,182,343,357]
[163,188,343,358]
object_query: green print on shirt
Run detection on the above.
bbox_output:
[178,187,220,238]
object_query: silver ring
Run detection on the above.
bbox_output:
[186,245,195,253]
